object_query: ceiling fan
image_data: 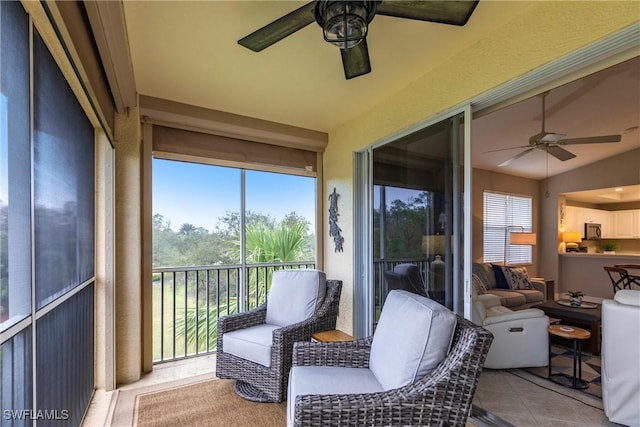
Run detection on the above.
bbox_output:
[490,91,622,167]
[237,0,479,80]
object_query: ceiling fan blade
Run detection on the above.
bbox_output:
[498,148,536,167]
[238,2,315,52]
[546,145,576,161]
[558,134,622,145]
[485,145,529,154]
[341,39,371,80]
[376,0,479,25]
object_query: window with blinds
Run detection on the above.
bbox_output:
[483,191,533,264]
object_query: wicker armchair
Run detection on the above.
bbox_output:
[216,272,342,403]
[289,315,493,427]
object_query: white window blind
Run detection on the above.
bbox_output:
[483,191,533,264]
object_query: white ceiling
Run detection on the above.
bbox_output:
[563,185,640,205]
[121,1,640,188]
[472,56,640,181]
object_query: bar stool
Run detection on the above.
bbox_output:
[603,266,631,293]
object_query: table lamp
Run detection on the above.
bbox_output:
[561,231,582,252]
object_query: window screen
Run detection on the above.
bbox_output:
[33,31,95,309]
[1,0,31,332]
[483,191,533,264]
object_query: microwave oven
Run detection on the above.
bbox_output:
[585,223,601,240]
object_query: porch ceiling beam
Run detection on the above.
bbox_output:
[140,95,328,152]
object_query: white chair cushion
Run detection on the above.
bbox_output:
[265,269,326,327]
[614,289,640,307]
[287,366,384,427]
[369,290,457,391]
[222,323,280,367]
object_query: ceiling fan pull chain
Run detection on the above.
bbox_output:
[545,147,550,198]
[541,92,547,132]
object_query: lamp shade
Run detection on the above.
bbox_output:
[561,231,582,243]
[509,232,537,246]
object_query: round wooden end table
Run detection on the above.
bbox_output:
[547,324,591,389]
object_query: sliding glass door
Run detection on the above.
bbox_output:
[355,109,471,336]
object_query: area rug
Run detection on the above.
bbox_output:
[133,379,286,427]
[521,344,602,399]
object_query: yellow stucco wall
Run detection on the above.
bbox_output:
[323,1,639,334]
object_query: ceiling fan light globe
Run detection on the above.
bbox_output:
[317,1,376,49]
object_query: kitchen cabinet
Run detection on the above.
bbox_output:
[587,208,612,238]
[565,206,583,238]
[565,206,613,239]
[613,210,640,238]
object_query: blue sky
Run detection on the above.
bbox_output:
[152,159,316,232]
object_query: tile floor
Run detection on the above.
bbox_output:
[83,354,618,426]
[474,369,617,426]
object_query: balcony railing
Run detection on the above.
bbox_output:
[372,258,430,318]
[152,258,431,363]
[152,261,315,363]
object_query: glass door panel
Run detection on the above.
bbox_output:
[371,113,466,329]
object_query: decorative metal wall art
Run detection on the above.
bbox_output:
[328,188,344,252]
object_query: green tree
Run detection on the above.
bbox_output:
[170,210,314,353]
[178,223,196,235]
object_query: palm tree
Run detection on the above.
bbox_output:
[172,217,313,353]
[178,223,197,235]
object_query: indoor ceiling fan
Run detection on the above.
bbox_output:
[237,0,479,80]
[490,91,622,167]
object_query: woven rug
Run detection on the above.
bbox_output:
[112,376,286,427]
[522,344,602,399]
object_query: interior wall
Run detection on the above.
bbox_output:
[471,169,541,276]
[322,2,638,334]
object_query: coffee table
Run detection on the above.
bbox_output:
[536,300,601,355]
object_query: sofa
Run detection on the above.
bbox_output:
[472,262,548,310]
[602,289,640,426]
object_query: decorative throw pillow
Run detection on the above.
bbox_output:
[472,263,490,288]
[472,274,487,295]
[490,264,510,289]
[503,266,532,290]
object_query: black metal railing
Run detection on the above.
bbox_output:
[152,261,315,363]
[373,258,430,321]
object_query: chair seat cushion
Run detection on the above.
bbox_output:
[222,323,280,367]
[369,290,457,391]
[514,289,544,303]
[266,269,326,327]
[287,366,384,427]
[486,290,527,308]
